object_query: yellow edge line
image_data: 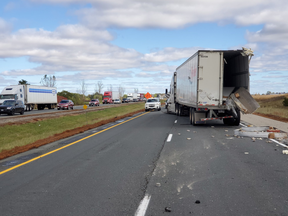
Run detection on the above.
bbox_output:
[0,112,149,176]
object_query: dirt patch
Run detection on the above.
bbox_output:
[0,109,144,160]
[253,112,288,123]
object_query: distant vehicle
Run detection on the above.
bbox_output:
[114,99,121,104]
[0,100,25,115]
[89,99,100,106]
[127,93,138,101]
[57,100,74,110]
[0,85,57,111]
[133,98,138,102]
[102,91,120,104]
[122,98,128,103]
[145,98,161,111]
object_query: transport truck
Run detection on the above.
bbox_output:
[127,93,138,101]
[0,85,57,111]
[165,48,259,126]
[102,91,120,104]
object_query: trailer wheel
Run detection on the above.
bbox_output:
[176,104,180,116]
[189,108,196,125]
[223,109,240,126]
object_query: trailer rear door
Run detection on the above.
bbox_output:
[198,52,223,106]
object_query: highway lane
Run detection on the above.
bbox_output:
[0,109,175,215]
[0,109,288,215]
[144,115,288,215]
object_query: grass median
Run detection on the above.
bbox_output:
[0,103,144,155]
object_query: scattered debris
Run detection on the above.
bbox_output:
[225,130,228,132]
[226,137,234,140]
[193,131,197,133]
[211,126,214,128]
[225,134,229,137]
[187,130,190,132]
[251,137,256,142]
[178,133,181,135]
[247,125,254,127]
[257,138,263,140]
[165,207,172,212]
[187,138,191,140]
[195,200,201,204]
[155,183,161,187]
[211,135,215,138]
[234,126,287,139]
[282,150,288,155]
[244,152,249,154]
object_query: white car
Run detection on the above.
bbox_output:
[114,99,121,104]
[145,98,161,111]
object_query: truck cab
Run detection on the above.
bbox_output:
[103,91,113,104]
[0,85,24,106]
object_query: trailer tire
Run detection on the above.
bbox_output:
[189,108,196,125]
[223,109,240,126]
[176,104,180,116]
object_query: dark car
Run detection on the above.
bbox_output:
[57,100,74,110]
[133,98,138,102]
[0,100,25,115]
[89,99,100,106]
[122,98,128,103]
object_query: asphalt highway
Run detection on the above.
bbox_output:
[0,109,288,215]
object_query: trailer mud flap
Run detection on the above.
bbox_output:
[228,87,260,114]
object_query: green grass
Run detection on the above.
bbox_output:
[0,103,144,153]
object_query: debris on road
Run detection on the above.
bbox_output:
[234,126,287,139]
[245,152,249,154]
[156,183,161,187]
[195,200,201,204]
[282,150,288,154]
[187,138,191,140]
[165,207,172,212]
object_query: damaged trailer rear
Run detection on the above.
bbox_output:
[166,48,259,126]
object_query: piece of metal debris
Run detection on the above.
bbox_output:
[165,207,172,212]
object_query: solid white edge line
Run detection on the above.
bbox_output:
[174,120,177,123]
[134,194,151,216]
[167,134,173,142]
[270,139,288,148]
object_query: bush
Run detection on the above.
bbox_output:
[283,97,288,106]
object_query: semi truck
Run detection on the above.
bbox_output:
[0,85,57,111]
[127,93,138,101]
[102,91,120,104]
[166,48,259,126]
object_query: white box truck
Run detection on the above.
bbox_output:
[166,48,259,126]
[0,85,57,111]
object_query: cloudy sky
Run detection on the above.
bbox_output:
[0,0,287,95]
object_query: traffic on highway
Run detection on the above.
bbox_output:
[0,106,288,215]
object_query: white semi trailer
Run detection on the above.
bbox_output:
[0,85,57,111]
[166,48,259,126]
